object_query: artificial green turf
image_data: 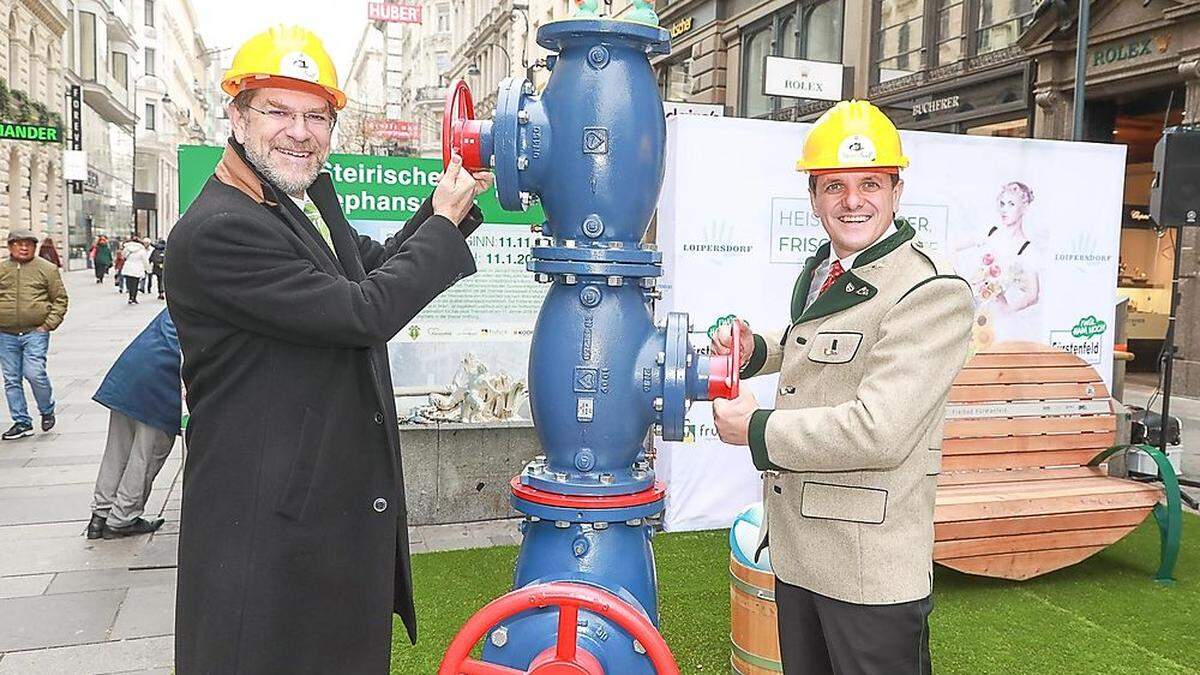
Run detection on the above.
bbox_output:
[392,513,1199,674]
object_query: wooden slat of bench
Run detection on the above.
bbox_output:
[949,382,1110,403]
[934,525,1136,559]
[937,546,1109,580]
[941,449,1106,471]
[937,466,1107,486]
[943,431,1115,455]
[945,415,1115,438]
[937,476,1151,500]
[935,486,1161,522]
[934,507,1149,540]
[953,366,1103,386]
[962,353,1095,369]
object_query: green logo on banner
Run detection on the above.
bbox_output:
[1071,316,1107,339]
[176,144,543,226]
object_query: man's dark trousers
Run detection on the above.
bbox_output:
[775,577,932,674]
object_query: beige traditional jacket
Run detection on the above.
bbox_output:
[743,220,973,605]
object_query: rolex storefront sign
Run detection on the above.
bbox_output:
[763,56,845,102]
[0,121,61,143]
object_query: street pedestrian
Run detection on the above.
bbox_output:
[120,236,150,304]
[113,244,125,291]
[139,238,153,293]
[38,236,61,267]
[92,235,114,284]
[149,239,166,299]
[166,24,492,673]
[0,229,68,440]
[87,309,181,540]
[710,101,974,675]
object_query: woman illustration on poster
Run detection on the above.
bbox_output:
[957,181,1042,350]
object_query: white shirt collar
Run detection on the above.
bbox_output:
[825,222,897,271]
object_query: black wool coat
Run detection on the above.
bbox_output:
[166,141,480,674]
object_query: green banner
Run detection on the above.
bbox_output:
[177,144,543,225]
[0,122,60,143]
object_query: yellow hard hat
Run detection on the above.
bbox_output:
[797,100,908,173]
[222,25,346,110]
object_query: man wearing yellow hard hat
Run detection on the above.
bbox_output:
[710,101,974,673]
[166,25,492,673]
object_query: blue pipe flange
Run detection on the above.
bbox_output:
[510,493,664,524]
[661,312,691,441]
[526,259,662,279]
[531,245,662,265]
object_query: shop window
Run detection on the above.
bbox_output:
[976,0,1034,54]
[805,0,843,63]
[966,117,1028,137]
[935,0,964,66]
[742,28,772,118]
[877,0,925,80]
[112,52,128,94]
[741,0,845,117]
[662,59,692,101]
[79,11,97,81]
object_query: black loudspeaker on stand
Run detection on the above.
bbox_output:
[1148,124,1200,496]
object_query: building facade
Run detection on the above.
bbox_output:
[652,0,867,121]
[132,0,218,241]
[0,0,68,257]
[867,0,1035,137]
[1015,0,1200,396]
[61,0,138,267]
[340,22,399,155]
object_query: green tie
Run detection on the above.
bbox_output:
[301,199,336,253]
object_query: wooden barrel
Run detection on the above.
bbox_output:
[730,554,782,674]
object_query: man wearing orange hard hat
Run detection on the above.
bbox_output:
[167,25,492,673]
[711,101,974,674]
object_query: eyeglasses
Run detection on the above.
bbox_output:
[244,104,337,131]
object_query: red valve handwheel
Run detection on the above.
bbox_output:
[438,581,680,675]
[442,80,486,170]
[707,319,743,400]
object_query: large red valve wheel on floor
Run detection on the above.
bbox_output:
[443,80,486,171]
[438,581,680,675]
[708,318,743,400]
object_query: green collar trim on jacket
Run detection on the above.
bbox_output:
[788,218,913,324]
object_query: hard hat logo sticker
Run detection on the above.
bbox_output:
[280,51,320,83]
[837,134,877,164]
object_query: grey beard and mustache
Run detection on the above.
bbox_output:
[244,140,326,196]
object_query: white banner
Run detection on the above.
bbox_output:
[655,115,1126,531]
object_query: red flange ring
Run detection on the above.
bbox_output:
[511,477,666,510]
[707,318,742,400]
[438,581,681,675]
[442,80,486,171]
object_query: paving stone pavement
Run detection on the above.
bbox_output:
[0,270,521,674]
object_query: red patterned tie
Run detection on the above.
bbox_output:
[818,260,845,296]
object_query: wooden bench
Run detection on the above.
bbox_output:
[933,342,1182,582]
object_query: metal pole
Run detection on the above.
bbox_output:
[1160,224,1185,461]
[1071,0,1090,141]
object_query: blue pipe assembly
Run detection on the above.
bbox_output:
[438,10,740,674]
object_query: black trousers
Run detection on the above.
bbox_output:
[775,578,932,675]
[125,275,140,302]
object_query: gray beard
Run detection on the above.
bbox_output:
[245,142,321,197]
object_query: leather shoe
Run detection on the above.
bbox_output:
[86,514,106,540]
[102,517,165,539]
